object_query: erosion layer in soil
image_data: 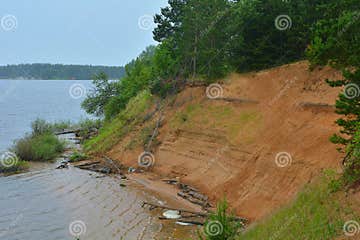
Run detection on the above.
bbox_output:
[107,61,344,221]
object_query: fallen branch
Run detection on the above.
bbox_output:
[104,156,123,174]
[158,217,204,226]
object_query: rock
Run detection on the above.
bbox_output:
[95,175,105,179]
[56,163,68,169]
[99,167,111,174]
[163,210,181,219]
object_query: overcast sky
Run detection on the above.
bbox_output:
[0,0,168,66]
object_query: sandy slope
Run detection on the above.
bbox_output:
[108,61,345,221]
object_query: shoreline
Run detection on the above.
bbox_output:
[71,158,208,217]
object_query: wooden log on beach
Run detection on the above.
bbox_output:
[158,217,205,226]
[162,179,179,185]
[188,190,209,202]
[55,129,81,135]
[71,160,101,168]
[104,156,123,174]
[142,202,208,217]
[142,202,248,223]
[177,192,210,208]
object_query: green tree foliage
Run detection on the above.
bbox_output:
[82,47,157,120]
[82,72,121,117]
[154,0,230,79]
[80,1,359,118]
[104,46,156,120]
[0,63,125,80]
[307,1,360,145]
[227,0,327,72]
[152,0,336,82]
[307,0,360,182]
[153,0,187,43]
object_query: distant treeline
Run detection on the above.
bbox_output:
[0,64,126,80]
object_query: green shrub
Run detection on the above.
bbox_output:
[75,118,102,140]
[14,134,65,162]
[31,118,73,135]
[50,120,72,132]
[69,151,87,162]
[31,118,53,136]
[0,160,29,174]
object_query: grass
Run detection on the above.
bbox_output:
[238,170,358,240]
[196,171,359,240]
[84,90,153,154]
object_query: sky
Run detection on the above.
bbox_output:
[0,0,168,66]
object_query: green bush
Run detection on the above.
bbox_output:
[31,118,53,136]
[31,118,73,135]
[14,134,65,162]
[69,151,87,162]
[50,120,72,132]
[75,118,102,140]
[0,160,29,174]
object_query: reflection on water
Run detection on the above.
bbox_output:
[0,164,165,240]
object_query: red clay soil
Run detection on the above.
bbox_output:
[107,61,345,221]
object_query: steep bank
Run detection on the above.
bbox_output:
[92,61,344,221]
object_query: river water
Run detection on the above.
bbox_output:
[0,80,92,152]
[0,80,195,239]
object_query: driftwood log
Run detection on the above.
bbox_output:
[142,202,207,217]
[142,202,248,223]
[158,217,204,226]
[55,129,81,135]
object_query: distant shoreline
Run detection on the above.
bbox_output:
[0,63,125,80]
[0,78,119,80]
